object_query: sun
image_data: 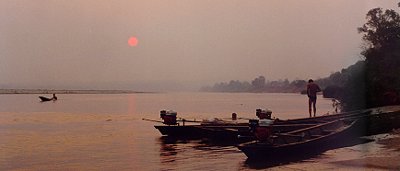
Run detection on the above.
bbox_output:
[128,37,138,47]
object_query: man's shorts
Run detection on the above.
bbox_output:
[309,96,317,103]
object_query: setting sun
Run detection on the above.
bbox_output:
[128,36,138,47]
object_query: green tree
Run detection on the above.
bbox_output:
[358,8,400,49]
[356,5,400,109]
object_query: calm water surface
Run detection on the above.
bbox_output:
[0,92,335,170]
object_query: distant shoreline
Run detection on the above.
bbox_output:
[0,89,157,94]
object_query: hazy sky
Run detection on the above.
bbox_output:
[1,0,399,91]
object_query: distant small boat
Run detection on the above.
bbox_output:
[39,94,57,102]
[39,96,53,102]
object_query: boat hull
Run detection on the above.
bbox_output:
[154,125,203,138]
[154,123,317,141]
[238,119,358,159]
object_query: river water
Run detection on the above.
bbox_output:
[0,92,336,170]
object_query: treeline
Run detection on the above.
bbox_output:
[199,60,365,95]
[200,76,309,93]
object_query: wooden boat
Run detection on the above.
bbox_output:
[39,94,57,102]
[237,119,359,159]
[151,106,400,142]
[154,120,332,143]
[154,125,203,138]
[152,109,372,139]
[39,96,54,102]
[237,107,400,158]
[153,121,248,138]
[181,107,370,141]
[148,114,249,138]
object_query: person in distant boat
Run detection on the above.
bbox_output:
[52,93,57,100]
[307,79,321,117]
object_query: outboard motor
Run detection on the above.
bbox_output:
[256,109,272,119]
[160,110,177,125]
[255,119,274,142]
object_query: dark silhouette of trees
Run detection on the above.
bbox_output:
[200,76,308,93]
[357,5,400,109]
[251,76,266,92]
[337,61,367,110]
[325,3,400,111]
[358,8,400,50]
[200,80,252,92]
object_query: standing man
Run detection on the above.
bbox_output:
[307,79,321,117]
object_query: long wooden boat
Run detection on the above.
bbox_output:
[189,108,371,141]
[152,109,372,139]
[154,125,202,138]
[237,119,359,159]
[152,117,249,137]
[152,105,400,141]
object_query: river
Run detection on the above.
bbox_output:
[0,92,338,170]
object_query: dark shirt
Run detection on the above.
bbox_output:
[307,83,321,97]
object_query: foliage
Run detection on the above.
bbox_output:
[331,4,400,111]
[358,8,400,50]
[358,5,400,108]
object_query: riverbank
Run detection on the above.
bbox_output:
[0,89,154,94]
